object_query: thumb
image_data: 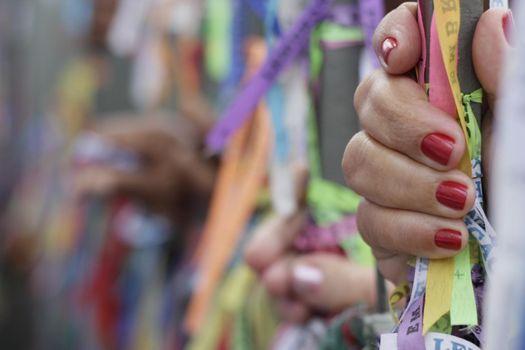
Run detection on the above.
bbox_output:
[473,8,513,110]
[291,253,377,312]
[373,2,421,75]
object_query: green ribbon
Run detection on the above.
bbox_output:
[204,0,232,81]
[462,88,483,159]
[308,178,362,214]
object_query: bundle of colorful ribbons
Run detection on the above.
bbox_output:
[381,0,508,349]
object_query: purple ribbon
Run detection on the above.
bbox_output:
[329,4,360,27]
[358,0,384,68]
[398,296,426,350]
[206,0,331,153]
[321,5,366,50]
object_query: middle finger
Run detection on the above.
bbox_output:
[343,131,476,218]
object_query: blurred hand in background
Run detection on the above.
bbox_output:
[244,167,379,323]
[73,115,216,219]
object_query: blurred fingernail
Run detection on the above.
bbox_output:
[381,37,398,65]
[293,265,322,294]
[435,229,463,251]
[503,11,514,45]
[421,133,455,166]
[436,181,468,210]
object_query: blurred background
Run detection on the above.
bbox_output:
[0,0,387,349]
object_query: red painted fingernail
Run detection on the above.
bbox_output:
[421,133,456,166]
[381,37,398,65]
[503,11,514,45]
[435,229,463,251]
[436,181,468,210]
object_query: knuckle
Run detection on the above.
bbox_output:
[342,131,370,190]
[356,201,379,248]
[360,75,412,150]
[367,81,403,132]
[354,70,380,113]
[356,202,371,240]
[354,75,370,113]
[366,72,391,112]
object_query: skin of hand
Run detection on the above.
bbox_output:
[342,3,512,284]
[73,114,216,219]
[244,166,381,323]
